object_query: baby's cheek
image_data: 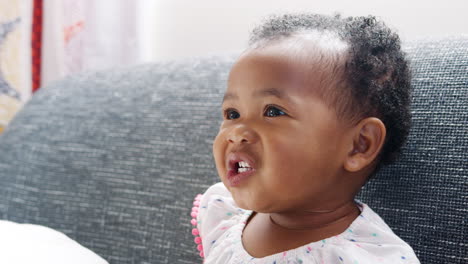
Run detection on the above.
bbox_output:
[268,136,309,166]
[212,130,225,160]
[267,138,321,186]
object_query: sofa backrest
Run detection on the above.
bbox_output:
[0,37,466,264]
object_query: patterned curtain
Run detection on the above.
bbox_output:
[0,0,151,133]
[41,0,144,90]
[0,0,32,133]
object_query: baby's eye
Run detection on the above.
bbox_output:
[224,109,240,120]
[264,105,286,117]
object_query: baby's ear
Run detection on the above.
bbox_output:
[344,117,386,172]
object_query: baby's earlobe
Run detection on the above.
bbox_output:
[344,158,361,172]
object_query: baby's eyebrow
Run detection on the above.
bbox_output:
[222,93,238,102]
[222,88,290,103]
[256,88,287,100]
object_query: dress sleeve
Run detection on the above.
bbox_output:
[190,182,244,260]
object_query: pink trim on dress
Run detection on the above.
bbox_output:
[191,194,204,258]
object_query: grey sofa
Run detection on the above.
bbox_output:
[0,36,466,264]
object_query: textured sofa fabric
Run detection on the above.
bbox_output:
[0,37,466,264]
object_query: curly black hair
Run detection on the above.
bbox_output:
[249,13,412,174]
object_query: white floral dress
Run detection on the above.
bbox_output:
[190,183,420,264]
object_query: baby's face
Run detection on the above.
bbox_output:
[213,38,354,213]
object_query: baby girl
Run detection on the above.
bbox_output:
[191,13,420,264]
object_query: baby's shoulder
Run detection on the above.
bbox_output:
[331,202,421,264]
[196,182,248,227]
[190,183,251,258]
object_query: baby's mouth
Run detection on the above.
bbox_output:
[233,161,253,174]
[226,153,256,186]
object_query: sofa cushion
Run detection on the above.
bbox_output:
[0,56,233,263]
[0,220,108,264]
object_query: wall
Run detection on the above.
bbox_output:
[149,0,468,61]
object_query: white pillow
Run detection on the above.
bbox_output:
[0,220,108,264]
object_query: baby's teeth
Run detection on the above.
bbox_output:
[238,168,249,173]
[238,161,250,168]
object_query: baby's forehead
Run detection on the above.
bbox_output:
[230,34,349,95]
[249,30,348,59]
[241,33,348,75]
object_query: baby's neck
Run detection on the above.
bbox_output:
[268,200,360,230]
[242,201,360,258]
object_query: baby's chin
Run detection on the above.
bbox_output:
[227,188,254,210]
[221,178,281,212]
[229,190,277,213]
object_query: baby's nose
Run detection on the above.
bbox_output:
[227,124,258,144]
